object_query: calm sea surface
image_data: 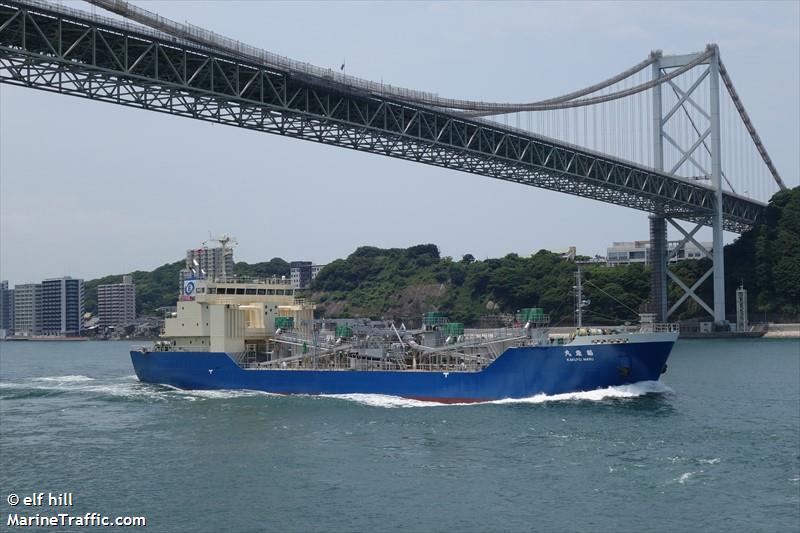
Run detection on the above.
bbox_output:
[1,339,798,532]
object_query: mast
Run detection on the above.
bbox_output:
[575,266,583,328]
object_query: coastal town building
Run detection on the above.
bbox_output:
[179,243,235,286]
[290,261,311,289]
[606,240,713,267]
[13,283,42,337]
[98,275,136,328]
[0,281,14,338]
[41,277,85,336]
[553,246,577,260]
[290,261,326,289]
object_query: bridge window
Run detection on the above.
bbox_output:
[257,289,266,295]
[246,288,256,295]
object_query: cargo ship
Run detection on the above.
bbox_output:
[130,273,678,403]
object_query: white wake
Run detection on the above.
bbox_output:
[3,377,671,407]
[323,381,672,408]
[32,375,95,383]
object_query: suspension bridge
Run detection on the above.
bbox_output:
[0,0,790,327]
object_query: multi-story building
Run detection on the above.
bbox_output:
[179,244,236,287]
[607,240,651,266]
[607,240,713,267]
[41,277,84,336]
[98,275,136,328]
[552,246,577,261]
[290,261,312,289]
[13,283,42,337]
[290,262,327,290]
[0,281,14,338]
[311,264,325,279]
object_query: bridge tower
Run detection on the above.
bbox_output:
[650,45,726,326]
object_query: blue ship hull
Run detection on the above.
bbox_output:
[130,338,674,402]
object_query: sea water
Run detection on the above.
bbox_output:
[1,339,798,532]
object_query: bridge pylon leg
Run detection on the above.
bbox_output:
[649,215,668,322]
[650,45,728,326]
[709,47,727,325]
[649,54,668,323]
[664,218,715,319]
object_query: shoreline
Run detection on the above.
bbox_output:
[0,337,157,342]
[762,323,800,339]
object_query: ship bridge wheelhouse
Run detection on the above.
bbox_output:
[164,278,316,354]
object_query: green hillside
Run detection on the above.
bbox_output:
[84,261,185,317]
[310,245,652,325]
[310,188,799,323]
[724,186,800,316]
[83,188,799,324]
[84,258,291,317]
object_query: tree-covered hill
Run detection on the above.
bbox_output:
[84,260,184,317]
[724,186,800,317]
[83,187,798,323]
[310,245,652,325]
[233,258,290,280]
[84,258,291,316]
[309,188,799,324]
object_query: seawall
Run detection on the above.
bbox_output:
[763,323,800,339]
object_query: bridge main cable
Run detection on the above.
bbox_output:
[718,60,786,191]
[80,0,786,192]
[0,0,768,232]
[83,0,683,113]
[85,0,788,191]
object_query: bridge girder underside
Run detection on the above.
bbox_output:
[0,2,762,232]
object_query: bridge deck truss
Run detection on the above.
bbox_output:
[0,1,763,232]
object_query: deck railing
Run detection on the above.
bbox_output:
[640,322,681,333]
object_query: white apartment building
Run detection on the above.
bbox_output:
[179,245,235,286]
[13,283,42,337]
[98,275,136,328]
[607,240,713,267]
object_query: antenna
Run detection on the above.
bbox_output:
[574,266,583,328]
[202,233,238,249]
[573,259,592,328]
[201,233,238,281]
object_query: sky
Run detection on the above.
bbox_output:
[1,1,798,286]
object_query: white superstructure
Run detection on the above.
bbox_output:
[164,278,315,354]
